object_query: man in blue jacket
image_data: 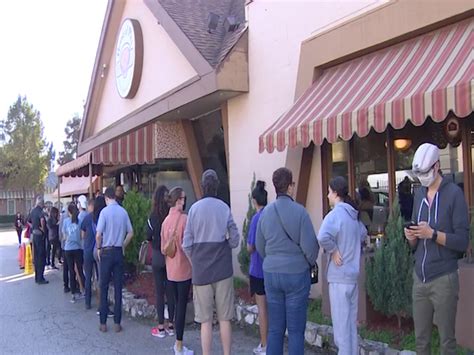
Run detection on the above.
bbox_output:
[405,143,469,355]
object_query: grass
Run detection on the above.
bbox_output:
[233,276,248,290]
[307,298,332,326]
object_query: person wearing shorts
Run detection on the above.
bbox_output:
[247,180,268,355]
[183,170,240,355]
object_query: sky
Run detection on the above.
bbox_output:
[0,0,108,161]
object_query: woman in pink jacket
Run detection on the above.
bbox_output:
[161,187,193,355]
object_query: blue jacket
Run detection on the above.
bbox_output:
[317,202,367,284]
[256,195,319,274]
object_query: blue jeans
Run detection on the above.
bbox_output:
[264,269,311,355]
[84,254,98,308]
[99,247,123,325]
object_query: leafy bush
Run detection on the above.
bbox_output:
[233,276,249,290]
[122,190,151,268]
[237,173,256,276]
[366,198,412,328]
[307,298,332,326]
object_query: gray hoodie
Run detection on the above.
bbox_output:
[317,202,367,284]
[411,177,469,283]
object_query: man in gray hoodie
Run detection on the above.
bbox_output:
[405,143,469,355]
[183,169,240,355]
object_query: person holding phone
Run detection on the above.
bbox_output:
[405,143,469,355]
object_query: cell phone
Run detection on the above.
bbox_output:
[404,221,418,229]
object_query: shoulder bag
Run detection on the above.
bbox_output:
[163,214,182,259]
[274,204,318,284]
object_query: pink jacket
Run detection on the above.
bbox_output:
[161,207,192,282]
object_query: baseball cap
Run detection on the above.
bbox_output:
[77,195,87,209]
[201,169,219,185]
[412,143,440,174]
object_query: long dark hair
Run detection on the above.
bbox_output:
[252,180,268,207]
[93,196,106,224]
[152,185,170,224]
[50,207,59,221]
[68,203,79,224]
[329,176,360,219]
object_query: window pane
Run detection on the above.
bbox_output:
[353,130,389,235]
[331,141,349,182]
[7,200,15,215]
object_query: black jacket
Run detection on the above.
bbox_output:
[146,211,168,267]
[412,177,470,283]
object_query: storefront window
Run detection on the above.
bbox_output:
[331,141,349,182]
[7,200,15,215]
[192,110,230,205]
[353,130,389,235]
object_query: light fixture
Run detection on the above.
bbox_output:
[393,139,412,151]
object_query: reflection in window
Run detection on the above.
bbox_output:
[353,130,389,235]
[331,141,349,182]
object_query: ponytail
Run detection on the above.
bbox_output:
[68,203,79,224]
[329,176,360,219]
[252,180,268,207]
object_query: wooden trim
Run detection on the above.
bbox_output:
[221,103,230,174]
[181,120,203,199]
[386,128,396,208]
[321,141,330,215]
[348,139,356,198]
[461,119,473,207]
[89,162,93,199]
[296,143,314,206]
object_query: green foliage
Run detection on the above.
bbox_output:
[122,190,151,267]
[366,198,412,328]
[307,298,332,326]
[57,114,81,165]
[237,173,256,276]
[0,96,49,211]
[359,327,394,345]
[233,277,249,290]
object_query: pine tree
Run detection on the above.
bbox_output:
[238,173,256,276]
[57,114,81,165]
[366,198,413,328]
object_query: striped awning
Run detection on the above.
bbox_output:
[52,176,99,197]
[92,123,155,165]
[259,18,473,153]
[0,190,36,200]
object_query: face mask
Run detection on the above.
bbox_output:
[417,168,436,187]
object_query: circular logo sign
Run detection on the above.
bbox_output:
[115,19,143,99]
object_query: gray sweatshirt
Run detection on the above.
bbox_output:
[317,202,367,284]
[182,197,240,285]
[256,195,319,274]
[411,177,469,283]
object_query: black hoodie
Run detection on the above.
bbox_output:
[411,177,470,283]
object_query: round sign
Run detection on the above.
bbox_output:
[115,19,143,99]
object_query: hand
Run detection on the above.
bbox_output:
[411,221,434,240]
[404,227,417,241]
[331,250,343,266]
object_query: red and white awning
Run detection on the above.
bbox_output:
[53,176,99,197]
[92,123,155,165]
[260,18,473,153]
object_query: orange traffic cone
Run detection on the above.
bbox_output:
[24,244,34,275]
[18,243,25,269]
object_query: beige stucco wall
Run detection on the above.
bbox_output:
[91,0,197,135]
[227,0,385,286]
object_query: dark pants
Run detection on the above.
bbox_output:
[62,248,69,289]
[16,229,22,245]
[84,255,98,308]
[152,249,175,324]
[51,239,60,267]
[264,270,311,355]
[169,279,191,341]
[45,237,51,265]
[100,247,123,325]
[32,234,46,282]
[66,249,84,294]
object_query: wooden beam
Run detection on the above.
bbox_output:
[386,128,396,208]
[348,139,356,198]
[321,141,330,215]
[181,120,203,199]
[296,143,314,206]
[461,119,472,207]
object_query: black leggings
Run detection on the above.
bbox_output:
[169,279,191,341]
[152,250,175,324]
[65,249,85,294]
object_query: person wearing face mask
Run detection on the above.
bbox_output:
[405,143,469,355]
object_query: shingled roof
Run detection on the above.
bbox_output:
[158,0,246,67]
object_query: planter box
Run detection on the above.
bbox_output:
[455,260,474,350]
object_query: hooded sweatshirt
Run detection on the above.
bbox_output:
[411,177,469,283]
[317,202,367,284]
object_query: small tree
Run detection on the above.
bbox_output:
[57,114,81,165]
[122,190,151,269]
[366,198,412,328]
[237,173,256,276]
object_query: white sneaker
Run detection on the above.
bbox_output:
[166,326,175,336]
[253,344,266,354]
[173,344,194,355]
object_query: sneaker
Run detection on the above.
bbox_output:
[70,295,76,304]
[75,293,85,300]
[174,344,194,355]
[166,325,175,336]
[51,265,59,270]
[64,287,71,293]
[96,310,100,316]
[151,327,166,338]
[107,310,114,318]
[253,344,266,354]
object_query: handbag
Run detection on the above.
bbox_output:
[138,241,149,265]
[163,214,182,259]
[274,204,318,284]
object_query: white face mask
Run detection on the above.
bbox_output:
[417,168,436,187]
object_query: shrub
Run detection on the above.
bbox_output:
[237,173,256,276]
[122,190,151,268]
[366,198,412,328]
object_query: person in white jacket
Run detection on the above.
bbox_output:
[317,176,367,355]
